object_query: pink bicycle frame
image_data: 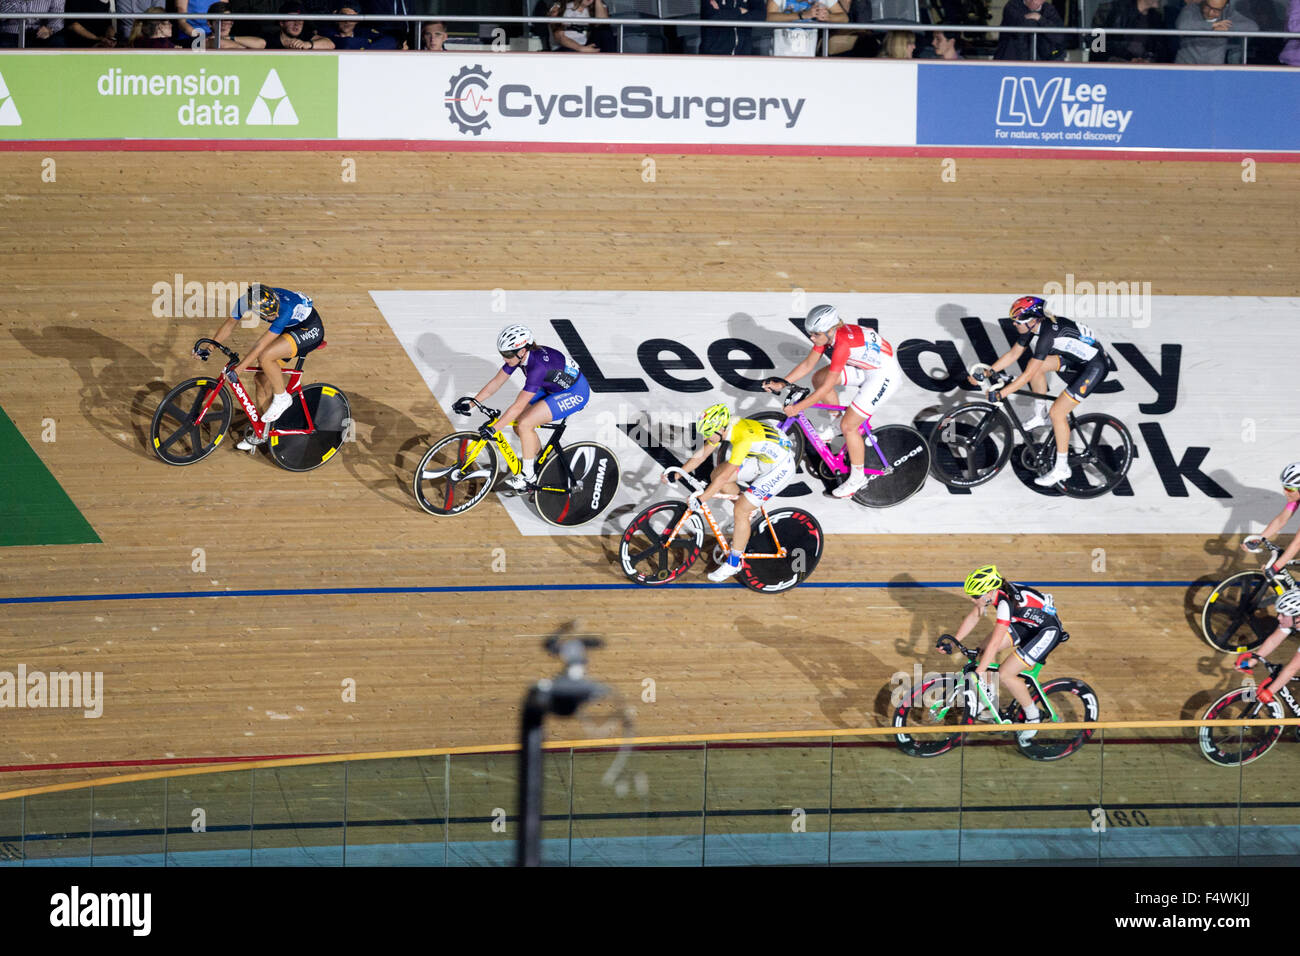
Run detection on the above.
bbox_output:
[776,404,890,477]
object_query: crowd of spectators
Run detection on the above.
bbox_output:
[0,0,1295,63]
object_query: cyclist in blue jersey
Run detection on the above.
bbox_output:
[453,325,591,492]
[199,283,325,450]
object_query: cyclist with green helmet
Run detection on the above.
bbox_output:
[954,564,1070,742]
[669,403,796,583]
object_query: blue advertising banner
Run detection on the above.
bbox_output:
[916,62,1300,152]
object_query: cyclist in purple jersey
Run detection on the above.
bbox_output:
[453,325,591,492]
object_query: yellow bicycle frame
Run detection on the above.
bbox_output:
[457,420,561,490]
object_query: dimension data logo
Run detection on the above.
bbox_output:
[995,76,1133,135]
[442,63,807,136]
[96,67,298,127]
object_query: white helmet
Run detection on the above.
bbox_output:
[1281,462,1300,489]
[1277,588,1300,618]
[496,324,533,353]
[805,304,841,335]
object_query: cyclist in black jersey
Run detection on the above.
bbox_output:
[971,295,1111,487]
[953,564,1069,743]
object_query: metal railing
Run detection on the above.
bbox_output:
[2,10,1297,61]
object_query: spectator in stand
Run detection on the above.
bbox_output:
[701,0,768,55]
[549,0,612,52]
[0,0,67,46]
[267,0,334,47]
[916,28,964,58]
[363,0,413,48]
[176,0,222,43]
[1091,0,1173,61]
[879,28,915,56]
[421,20,446,49]
[1282,0,1300,64]
[328,5,397,47]
[114,0,152,43]
[766,0,848,57]
[63,0,115,45]
[205,2,266,47]
[994,0,1067,60]
[1175,0,1257,63]
[129,6,173,45]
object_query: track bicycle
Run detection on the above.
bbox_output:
[1200,539,1300,652]
[150,337,350,472]
[1199,655,1300,766]
[927,364,1134,498]
[892,633,1099,761]
[413,396,619,527]
[618,467,824,593]
[726,382,930,507]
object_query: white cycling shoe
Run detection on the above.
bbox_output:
[237,430,266,452]
[830,470,867,499]
[1017,718,1041,745]
[708,559,743,583]
[1023,411,1050,431]
[263,392,294,425]
[1034,459,1072,487]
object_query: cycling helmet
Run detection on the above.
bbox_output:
[697,403,731,438]
[1277,589,1300,618]
[804,304,841,335]
[496,325,534,354]
[1281,462,1300,489]
[249,283,278,319]
[963,564,1004,598]
[1008,295,1049,324]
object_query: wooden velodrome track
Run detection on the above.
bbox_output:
[1,146,1298,800]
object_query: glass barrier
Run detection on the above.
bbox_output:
[0,724,1292,866]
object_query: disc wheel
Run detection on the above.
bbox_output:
[534,442,621,527]
[853,425,930,508]
[268,384,351,472]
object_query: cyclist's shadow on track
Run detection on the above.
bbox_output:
[736,613,889,728]
[1181,655,1251,720]
[873,572,972,717]
[10,326,172,460]
[342,391,443,506]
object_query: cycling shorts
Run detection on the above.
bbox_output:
[283,310,324,358]
[737,453,797,507]
[838,350,902,418]
[528,373,591,420]
[1062,353,1108,402]
[1011,621,1068,667]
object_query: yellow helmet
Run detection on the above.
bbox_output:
[697,403,730,438]
[963,564,1003,597]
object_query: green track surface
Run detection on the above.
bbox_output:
[0,404,99,547]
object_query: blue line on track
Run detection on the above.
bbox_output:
[0,579,1202,606]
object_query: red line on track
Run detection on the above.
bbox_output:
[0,752,327,774]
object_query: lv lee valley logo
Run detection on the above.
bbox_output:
[996,77,1133,134]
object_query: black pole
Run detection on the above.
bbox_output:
[518,685,549,868]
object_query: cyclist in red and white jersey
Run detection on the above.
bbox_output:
[763,304,901,499]
[1242,462,1300,571]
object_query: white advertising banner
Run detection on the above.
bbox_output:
[339,53,917,145]
[375,290,1300,537]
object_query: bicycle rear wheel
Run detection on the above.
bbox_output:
[413,431,499,516]
[1012,677,1099,761]
[928,403,1012,488]
[151,377,232,466]
[892,675,966,757]
[854,425,930,508]
[268,384,350,472]
[1060,414,1133,499]
[534,441,620,527]
[619,501,704,585]
[739,507,824,594]
[1198,687,1285,767]
[1201,571,1279,652]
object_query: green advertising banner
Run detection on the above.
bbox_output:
[0,53,337,139]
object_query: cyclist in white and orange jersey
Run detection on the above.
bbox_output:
[763,304,901,499]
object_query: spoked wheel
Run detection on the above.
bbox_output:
[619,501,704,585]
[854,425,930,508]
[1201,571,1282,652]
[534,441,621,527]
[1011,677,1099,761]
[1198,687,1285,767]
[715,412,806,472]
[928,403,1012,489]
[151,377,232,466]
[1060,414,1134,499]
[739,507,824,594]
[892,675,967,757]
[268,384,351,472]
[412,431,499,516]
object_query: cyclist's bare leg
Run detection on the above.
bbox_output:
[997,648,1037,714]
[840,407,867,469]
[1048,394,1077,454]
[513,400,552,462]
[256,336,296,400]
[730,495,757,555]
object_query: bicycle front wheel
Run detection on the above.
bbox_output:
[151,377,232,466]
[740,507,824,594]
[619,501,704,585]
[412,431,499,516]
[854,424,930,508]
[1201,571,1279,652]
[1198,687,1285,767]
[1061,414,1133,499]
[928,403,1012,488]
[892,675,966,757]
[534,441,621,527]
[268,384,351,472]
[1012,677,1099,761]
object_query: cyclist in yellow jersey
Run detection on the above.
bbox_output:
[670,404,797,583]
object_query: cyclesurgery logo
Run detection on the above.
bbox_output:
[995,76,1133,144]
[445,64,493,136]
